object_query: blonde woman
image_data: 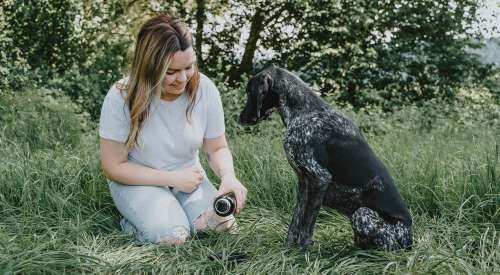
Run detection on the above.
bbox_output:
[99,15,247,245]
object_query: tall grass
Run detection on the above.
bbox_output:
[0,90,498,274]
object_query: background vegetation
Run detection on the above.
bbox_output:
[0,0,499,274]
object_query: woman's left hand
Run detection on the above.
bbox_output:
[217,174,247,214]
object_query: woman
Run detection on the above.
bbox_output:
[99,15,247,245]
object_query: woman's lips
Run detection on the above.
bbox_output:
[170,83,185,89]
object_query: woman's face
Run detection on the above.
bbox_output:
[163,46,196,96]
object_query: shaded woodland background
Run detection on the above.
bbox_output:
[1,0,499,134]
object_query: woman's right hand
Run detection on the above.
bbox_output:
[169,166,204,193]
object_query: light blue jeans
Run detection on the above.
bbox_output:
[108,177,218,243]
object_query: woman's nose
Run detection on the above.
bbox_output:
[177,71,187,82]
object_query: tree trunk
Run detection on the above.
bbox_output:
[229,7,265,85]
[195,0,206,69]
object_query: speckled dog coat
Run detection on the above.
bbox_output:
[239,65,412,250]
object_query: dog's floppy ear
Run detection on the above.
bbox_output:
[256,73,273,117]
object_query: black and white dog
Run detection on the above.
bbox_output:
[239,65,412,250]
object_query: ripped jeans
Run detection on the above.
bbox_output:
[108,177,230,244]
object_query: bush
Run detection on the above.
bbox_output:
[47,38,129,121]
[0,0,130,119]
[2,0,85,74]
[483,69,500,103]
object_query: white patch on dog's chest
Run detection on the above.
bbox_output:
[283,126,332,183]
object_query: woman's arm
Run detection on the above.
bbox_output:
[100,138,203,192]
[203,135,235,178]
[203,134,247,213]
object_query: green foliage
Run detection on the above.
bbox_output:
[200,1,247,79]
[184,0,497,112]
[46,38,130,120]
[2,0,83,73]
[0,89,90,151]
[282,0,491,109]
[0,2,32,90]
[343,89,500,136]
[1,0,127,73]
[0,0,130,119]
[2,0,497,122]
[483,69,500,102]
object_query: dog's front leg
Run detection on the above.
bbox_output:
[287,176,306,246]
[287,176,328,249]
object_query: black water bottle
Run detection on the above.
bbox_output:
[213,192,236,217]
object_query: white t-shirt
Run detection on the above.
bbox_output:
[99,73,225,172]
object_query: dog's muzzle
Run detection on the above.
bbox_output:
[239,112,259,125]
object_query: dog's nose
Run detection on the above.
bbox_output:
[239,112,257,125]
[239,112,248,123]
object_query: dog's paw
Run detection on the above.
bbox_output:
[297,236,314,249]
[287,232,314,249]
[286,232,299,246]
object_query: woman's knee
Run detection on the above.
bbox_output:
[157,230,189,245]
[143,224,190,244]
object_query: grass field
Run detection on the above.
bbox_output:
[0,92,499,274]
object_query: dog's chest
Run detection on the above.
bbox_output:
[282,120,317,164]
[282,117,331,180]
[282,115,327,150]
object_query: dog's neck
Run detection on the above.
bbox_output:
[273,77,329,127]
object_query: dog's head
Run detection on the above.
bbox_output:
[239,66,280,125]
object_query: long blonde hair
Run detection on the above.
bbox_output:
[121,15,200,150]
